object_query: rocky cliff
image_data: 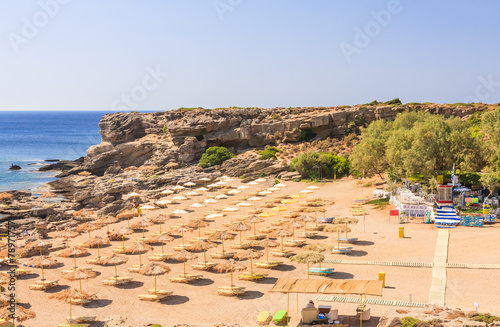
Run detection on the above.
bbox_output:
[76,104,483,176]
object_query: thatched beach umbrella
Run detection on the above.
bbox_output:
[324,224,351,249]
[170,250,197,276]
[56,246,88,269]
[116,209,139,227]
[125,242,153,267]
[290,252,324,279]
[23,256,58,282]
[116,226,133,249]
[95,216,119,232]
[149,213,170,234]
[24,239,52,256]
[253,238,279,262]
[55,230,80,248]
[189,239,216,264]
[246,215,265,238]
[132,220,153,240]
[298,214,316,231]
[215,259,246,288]
[229,222,251,244]
[0,305,36,325]
[209,230,235,254]
[285,220,303,242]
[188,219,210,239]
[102,253,128,278]
[83,236,109,258]
[49,287,96,322]
[173,225,193,246]
[150,233,174,256]
[76,222,102,240]
[41,191,57,204]
[139,262,171,294]
[269,228,293,252]
[303,243,334,270]
[234,249,263,276]
[62,268,97,292]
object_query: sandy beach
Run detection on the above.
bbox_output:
[13,178,500,326]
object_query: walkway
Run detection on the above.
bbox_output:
[428,229,449,306]
[315,295,427,308]
[323,259,500,269]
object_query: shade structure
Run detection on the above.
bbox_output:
[139,262,171,293]
[170,250,198,275]
[0,305,36,323]
[49,287,96,302]
[55,230,80,247]
[172,185,185,191]
[246,181,258,186]
[199,177,211,182]
[102,253,129,278]
[190,202,205,208]
[196,187,209,192]
[214,181,227,186]
[237,185,250,190]
[300,189,314,194]
[62,268,97,292]
[186,191,200,196]
[41,191,57,199]
[184,182,196,187]
[215,194,228,200]
[268,278,383,296]
[24,255,58,268]
[125,192,141,198]
[247,196,263,202]
[156,199,172,207]
[204,199,218,204]
[227,189,241,195]
[223,207,239,212]
[258,191,272,196]
[205,213,223,219]
[172,195,188,201]
[275,184,288,188]
[207,183,219,188]
[72,208,95,217]
[171,209,188,215]
[215,259,246,287]
[116,209,139,220]
[236,202,252,207]
[140,205,156,210]
[161,189,174,195]
[255,178,266,183]
[165,162,179,169]
[229,222,251,243]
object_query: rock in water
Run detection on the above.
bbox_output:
[9,164,21,170]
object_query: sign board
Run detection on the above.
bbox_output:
[437,175,444,185]
[389,210,399,216]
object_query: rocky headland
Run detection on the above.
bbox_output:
[0,103,489,238]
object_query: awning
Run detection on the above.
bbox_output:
[269,278,383,297]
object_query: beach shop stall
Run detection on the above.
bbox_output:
[268,278,383,326]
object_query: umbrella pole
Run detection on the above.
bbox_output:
[292,227,295,242]
[154,275,157,293]
[253,222,257,237]
[88,231,91,240]
[139,252,142,266]
[183,260,186,275]
[74,254,77,269]
[221,238,225,253]
[203,248,207,263]
[41,265,45,281]
[114,263,118,278]
[160,221,162,234]
[122,235,125,248]
[307,262,309,279]
[79,279,82,292]
[66,237,70,248]
[239,231,242,244]
[281,237,284,252]
[250,257,253,275]
[98,243,100,258]
[230,270,233,287]
[161,241,165,255]
[266,247,269,262]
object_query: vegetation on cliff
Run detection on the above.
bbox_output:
[199,146,236,168]
[290,151,350,180]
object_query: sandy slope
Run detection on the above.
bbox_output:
[12,178,500,326]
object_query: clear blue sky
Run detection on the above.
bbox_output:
[1,0,499,111]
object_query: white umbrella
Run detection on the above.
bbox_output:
[237,185,250,190]
[215,194,228,200]
[221,178,234,182]
[156,199,171,207]
[161,189,174,195]
[275,184,288,188]
[203,199,218,204]
[215,181,227,186]
[267,187,279,191]
[247,196,263,202]
[184,182,196,187]
[172,195,187,201]
[207,183,219,188]
[223,207,239,212]
[307,186,320,190]
[300,189,314,194]
[190,203,205,208]
[220,175,230,179]
[199,177,211,182]
[186,191,200,196]
[227,190,241,195]
[125,192,141,198]
[196,187,209,192]
[140,205,156,210]
[236,202,252,207]
[255,178,266,183]
[247,182,258,186]
[172,186,185,191]
[171,209,188,215]
[258,191,272,196]
[205,213,223,219]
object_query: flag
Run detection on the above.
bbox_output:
[451,164,455,185]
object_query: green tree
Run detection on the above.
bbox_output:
[290,152,350,180]
[479,169,500,204]
[350,119,392,178]
[199,146,236,168]
[258,146,281,160]
[482,108,500,172]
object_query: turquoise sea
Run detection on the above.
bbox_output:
[0,111,107,192]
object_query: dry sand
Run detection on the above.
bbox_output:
[12,178,500,326]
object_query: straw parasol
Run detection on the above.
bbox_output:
[102,253,128,278]
[209,230,235,253]
[95,216,119,232]
[215,194,228,200]
[172,185,185,191]
[173,225,193,247]
[234,249,263,276]
[165,162,179,170]
[215,259,246,287]
[204,198,218,204]
[269,228,293,252]
[324,225,351,249]
[49,287,97,320]
[125,242,153,267]
[161,189,174,195]
[0,305,36,324]
[189,202,205,208]
[0,192,14,203]
[116,209,139,227]
[23,239,52,257]
[150,233,174,256]
[187,219,210,239]
[132,220,153,239]
[229,222,251,244]
[189,239,216,264]
[246,215,265,238]
[184,182,196,189]
[298,214,316,231]
[139,262,171,294]
[83,236,109,257]
[149,213,170,234]
[285,220,303,242]
[55,246,88,269]
[78,171,92,177]
[41,191,57,204]
[62,267,97,292]
[76,222,102,239]
[303,243,334,270]
[290,252,325,279]
[170,250,198,276]
[55,230,80,248]
[116,226,133,249]
[252,238,279,262]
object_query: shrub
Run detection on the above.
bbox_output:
[293,178,301,182]
[401,317,419,327]
[199,146,236,168]
[298,129,316,142]
[365,100,380,106]
[289,151,350,180]
[468,313,500,323]
[259,146,281,160]
[162,125,167,133]
[385,98,402,105]
[271,114,281,120]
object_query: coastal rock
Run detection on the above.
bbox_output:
[220,155,287,179]
[9,164,21,170]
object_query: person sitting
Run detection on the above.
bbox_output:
[305,300,316,308]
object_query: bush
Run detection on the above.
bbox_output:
[468,313,500,323]
[385,98,402,105]
[271,114,281,120]
[259,146,281,160]
[297,129,316,142]
[401,317,419,327]
[365,100,380,106]
[289,152,350,180]
[199,146,236,168]
[293,178,301,182]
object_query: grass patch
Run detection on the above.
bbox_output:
[468,313,500,323]
[362,182,372,187]
[365,197,390,208]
